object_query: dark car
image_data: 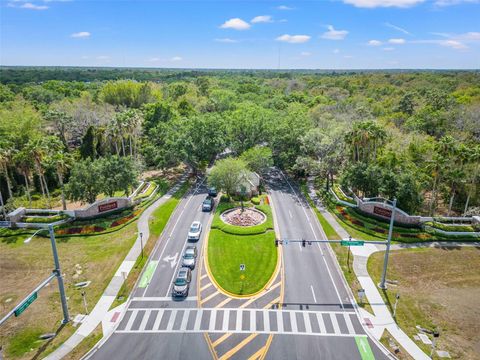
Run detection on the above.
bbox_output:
[202,196,214,212]
[172,267,192,298]
[208,187,217,197]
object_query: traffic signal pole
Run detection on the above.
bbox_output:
[378,198,397,290]
[49,224,70,324]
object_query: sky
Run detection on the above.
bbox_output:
[1,0,479,69]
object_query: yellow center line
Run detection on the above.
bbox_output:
[216,297,233,308]
[239,281,281,309]
[201,290,220,305]
[201,282,213,292]
[219,333,259,360]
[212,332,233,347]
[248,345,267,360]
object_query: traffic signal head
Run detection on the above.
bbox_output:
[302,239,306,247]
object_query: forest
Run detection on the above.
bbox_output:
[0,67,479,217]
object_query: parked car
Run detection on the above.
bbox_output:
[187,221,202,241]
[208,187,217,197]
[182,246,197,269]
[202,196,214,212]
[172,267,192,298]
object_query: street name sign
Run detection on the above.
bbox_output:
[14,292,38,317]
[340,240,364,246]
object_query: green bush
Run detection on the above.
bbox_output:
[424,221,476,233]
[210,202,273,235]
[220,194,230,203]
[251,197,260,205]
[23,214,70,223]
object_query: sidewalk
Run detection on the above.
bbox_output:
[306,178,430,360]
[45,172,190,360]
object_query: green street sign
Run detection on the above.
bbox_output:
[14,292,38,317]
[341,240,364,246]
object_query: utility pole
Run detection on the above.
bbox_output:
[0,190,6,220]
[81,291,89,315]
[49,225,70,324]
[379,198,397,290]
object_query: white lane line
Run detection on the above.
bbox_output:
[316,313,326,333]
[236,310,242,331]
[139,309,151,331]
[164,240,190,297]
[303,312,312,334]
[209,309,217,331]
[144,179,206,297]
[132,296,198,301]
[166,310,178,331]
[194,309,203,330]
[279,170,346,311]
[250,310,256,332]
[290,312,298,333]
[288,210,293,219]
[222,309,230,331]
[330,313,341,335]
[180,309,190,331]
[264,311,270,332]
[125,310,138,331]
[277,311,284,332]
[153,309,165,330]
[310,285,317,303]
[344,313,355,335]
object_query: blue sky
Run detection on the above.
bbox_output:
[1,0,479,69]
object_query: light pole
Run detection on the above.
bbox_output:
[140,232,144,259]
[430,330,440,358]
[24,228,45,244]
[379,198,397,290]
[81,290,89,315]
[48,224,70,324]
[393,293,400,319]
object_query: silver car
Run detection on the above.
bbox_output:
[172,267,192,298]
[187,221,202,242]
[182,246,197,269]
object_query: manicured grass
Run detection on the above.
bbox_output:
[208,229,277,295]
[368,247,480,359]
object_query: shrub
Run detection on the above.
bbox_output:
[251,197,260,205]
[220,194,230,203]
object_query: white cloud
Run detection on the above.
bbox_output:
[171,56,183,62]
[383,47,395,51]
[434,0,479,6]
[432,31,480,42]
[300,51,312,56]
[148,57,161,62]
[368,40,382,46]
[96,55,110,60]
[344,55,354,59]
[20,2,49,10]
[333,49,340,54]
[214,38,238,43]
[388,38,406,44]
[385,22,412,35]
[438,40,468,49]
[276,34,311,43]
[71,31,91,38]
[277,5,294,10]
[251,15,273,24]
[220,18,251,31]
[321,25,348,40]
[343,0,424,7]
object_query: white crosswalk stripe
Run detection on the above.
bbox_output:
[116,308,363,337]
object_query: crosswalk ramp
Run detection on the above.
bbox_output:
[116,308,364,337]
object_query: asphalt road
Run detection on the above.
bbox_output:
[88,171,391,360]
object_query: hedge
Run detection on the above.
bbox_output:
[210,202,274,235]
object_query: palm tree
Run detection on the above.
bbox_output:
[463,145,480,216]
[14,149,34,208]
[0,142,14,200]
[26,138,52,208]
[46,137,71,210]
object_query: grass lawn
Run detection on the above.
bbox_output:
[0,222,138,360]
[368,247,480,359]
[208,229,277,295]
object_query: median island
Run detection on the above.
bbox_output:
[207,195,277,296]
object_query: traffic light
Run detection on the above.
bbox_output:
[302,239,306,247]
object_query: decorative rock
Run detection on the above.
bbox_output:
[221,207,266,227]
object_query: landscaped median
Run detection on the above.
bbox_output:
[206,196,278,296]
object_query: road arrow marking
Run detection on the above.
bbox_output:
[163,253,178,268]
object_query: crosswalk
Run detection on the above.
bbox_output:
[116,308,363,337]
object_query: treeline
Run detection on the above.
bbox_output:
[0,70,479,216]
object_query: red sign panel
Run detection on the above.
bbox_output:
[98,201,118,213]
[373,206,392,218]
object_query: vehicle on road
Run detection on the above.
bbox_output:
[208,187,217,197]
[182,246,197,269]
[202,196,214,212]
[187,221,202,242]
[172,267,192,298]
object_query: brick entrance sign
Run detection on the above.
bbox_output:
[98,201,118,213]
